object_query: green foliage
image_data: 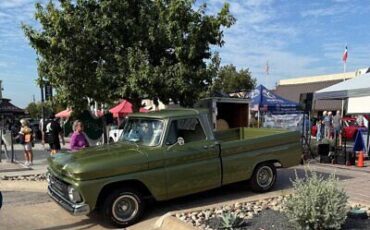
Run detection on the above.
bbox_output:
[25,102,41,119]
[211,63,256,94]
[284,169,348,230]
[219,211,247,230]
[22,0,235,111]
[25,101,67,119]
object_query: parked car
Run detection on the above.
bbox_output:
[47,109,302,228]
[311,117,361,140]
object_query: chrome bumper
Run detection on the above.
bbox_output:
[48,185,90,216]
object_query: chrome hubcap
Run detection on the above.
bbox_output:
[257,166,274,188]
[112,195,139,222]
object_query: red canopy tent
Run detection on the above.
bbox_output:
[55,108,72,118]
[55,108,104,118]
[109,100,133,118]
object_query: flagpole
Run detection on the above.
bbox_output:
[341,46,347,118]
[341,62,345,118]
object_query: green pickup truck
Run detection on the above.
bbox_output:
[47,109,301,227]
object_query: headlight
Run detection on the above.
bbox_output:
[46,172,50,184]
[68,186,82,203]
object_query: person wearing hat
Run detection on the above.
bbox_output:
[19,119,33,166]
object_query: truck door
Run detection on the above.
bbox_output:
[164,117,221,199]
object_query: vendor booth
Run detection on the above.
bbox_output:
[314,73,370,163]
[249,85,303,130]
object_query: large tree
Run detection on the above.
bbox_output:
[23,0,235,111]
[211,63,256,94]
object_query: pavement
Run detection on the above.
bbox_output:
[0,142,68,177]
[1,142,370,229]
[1,162,370,230]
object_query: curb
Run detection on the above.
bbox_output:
[155,213,195,230]
[0,161,32,173]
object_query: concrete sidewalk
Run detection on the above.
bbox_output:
[0,143,69,177]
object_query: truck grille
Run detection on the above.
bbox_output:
[49,174,68,197]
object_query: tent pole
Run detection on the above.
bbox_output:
[367,123,370,155]
[257,109,260,128]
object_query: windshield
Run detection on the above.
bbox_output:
[120,118,164,147]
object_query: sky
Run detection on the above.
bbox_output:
[1,0,370,108]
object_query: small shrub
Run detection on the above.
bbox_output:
[219,211,247,230]
[283,168,348,230]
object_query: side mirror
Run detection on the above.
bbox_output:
[167,137,185,150]
[177,137,184,146]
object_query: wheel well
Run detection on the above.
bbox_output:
[254,160,282,171]
[96,180,153,209]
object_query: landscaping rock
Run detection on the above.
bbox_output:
[174,195,370,230]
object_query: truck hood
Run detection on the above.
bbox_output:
[48,142,148,180]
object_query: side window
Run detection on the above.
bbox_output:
[165,118,206,145]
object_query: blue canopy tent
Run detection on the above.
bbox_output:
[249,85,302,113]
[249,85,303,128]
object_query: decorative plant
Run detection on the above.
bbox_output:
[219,211,247,230]
[283,168,348,230]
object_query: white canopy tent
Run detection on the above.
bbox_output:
[315,73,370,154]
[314,73,370,114]
[315,72,370,100]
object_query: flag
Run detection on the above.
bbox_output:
[265,61,269,75]
[342,46,348,63]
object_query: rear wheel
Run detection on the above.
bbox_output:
[102,187,145,228]
[250,163,276,192]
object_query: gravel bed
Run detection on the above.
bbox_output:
[175,196,370,230]
[0,174,46,181]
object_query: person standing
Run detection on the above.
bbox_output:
[323,111,330,139]
[316,119,322,142]
[333,110,342,146]
[44,113,65,155]
[19,119,33,166]
[70,120,89,151]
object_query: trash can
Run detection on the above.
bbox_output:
[346,151,356,166]
[318,144,330,163]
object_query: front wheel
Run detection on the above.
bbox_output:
[250,163,277,193]
[102,188,145,228]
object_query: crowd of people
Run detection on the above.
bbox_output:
[315,110,342,144]
[1,113,90,166]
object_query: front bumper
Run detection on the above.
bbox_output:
[48,185,90,216]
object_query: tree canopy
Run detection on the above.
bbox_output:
[23,0,235,111]
[211,63,256,94]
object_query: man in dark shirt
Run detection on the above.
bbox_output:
[43,113,65,155]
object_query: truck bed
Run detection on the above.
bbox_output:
[214,127,290,142]
[214,127,302,185]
